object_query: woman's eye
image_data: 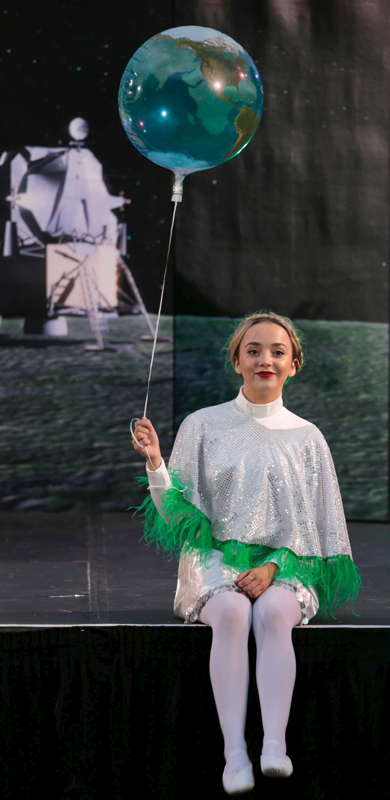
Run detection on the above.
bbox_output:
[274,350,284,356]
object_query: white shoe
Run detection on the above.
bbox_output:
[222,750,255,795]
[222,763,255,794]
[260,753,293,777]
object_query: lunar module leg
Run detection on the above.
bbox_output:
[118,257,170,342]
[3,221,19,257]
[79,256,107,349]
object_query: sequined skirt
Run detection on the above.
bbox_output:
[174,548,319,625]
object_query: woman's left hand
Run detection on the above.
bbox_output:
[234,564,278,599]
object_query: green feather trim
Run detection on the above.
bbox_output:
[132,472,214,556]
[131,473,362,618]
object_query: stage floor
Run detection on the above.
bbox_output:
[0,513,388,627]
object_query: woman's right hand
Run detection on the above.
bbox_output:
[131,417,162,470]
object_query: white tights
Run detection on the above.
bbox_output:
[199,585,302,772]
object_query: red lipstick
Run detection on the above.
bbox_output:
[256,372,274,378]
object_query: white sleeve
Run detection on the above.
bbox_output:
[146,459,172,514]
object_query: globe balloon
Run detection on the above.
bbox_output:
[118,25,264,182]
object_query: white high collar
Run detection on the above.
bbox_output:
[235,386,284,418]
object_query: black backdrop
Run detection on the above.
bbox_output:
[1,0,388,320]
[174,0,390,320]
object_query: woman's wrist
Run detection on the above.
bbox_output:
[147,456,162,471]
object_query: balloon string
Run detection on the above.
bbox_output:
[143,199,177,419]
[130,200,178,469]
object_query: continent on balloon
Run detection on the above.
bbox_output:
[118,25,264,201]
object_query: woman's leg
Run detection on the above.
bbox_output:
[199,590,252,771]
[252,585,302,757]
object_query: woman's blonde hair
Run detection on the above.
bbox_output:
[226,310,304,371]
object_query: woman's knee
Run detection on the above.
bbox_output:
[253,586,301,633]
[200,590,252,635]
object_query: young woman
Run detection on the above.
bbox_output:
[132,311,361,795]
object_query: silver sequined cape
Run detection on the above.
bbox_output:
[168,398,352,623]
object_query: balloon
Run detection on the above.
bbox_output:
[118,25,264,194]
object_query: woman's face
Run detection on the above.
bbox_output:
[234,321,297,403]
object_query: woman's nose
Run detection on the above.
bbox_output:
[259,352,272,366]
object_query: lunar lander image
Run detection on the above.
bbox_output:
[0,117,156,347]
